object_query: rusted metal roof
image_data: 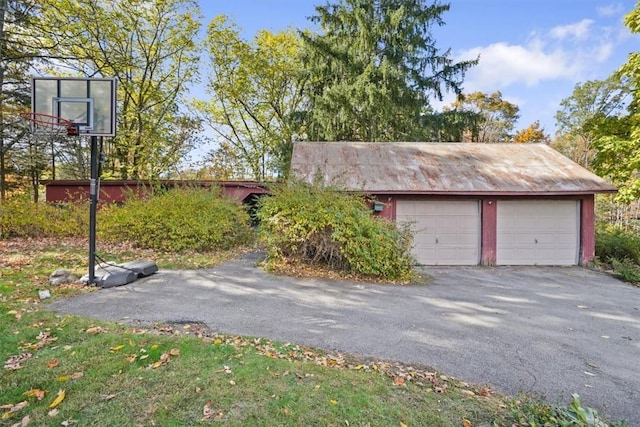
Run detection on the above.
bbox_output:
[290,142,617,195]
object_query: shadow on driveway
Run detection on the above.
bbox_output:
[49,254,640,425]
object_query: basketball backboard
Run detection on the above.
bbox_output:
[31,77,117,136]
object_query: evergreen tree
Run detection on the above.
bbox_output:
[300,0,476,142]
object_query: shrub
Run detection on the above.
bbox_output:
[595,224,640,265]
[0,196,87,239]
[609,258,640,284]
[507,393,624,427]
[257,182,415,281]
[98,187,254,252]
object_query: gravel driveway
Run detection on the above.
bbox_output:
[49,254,640,424]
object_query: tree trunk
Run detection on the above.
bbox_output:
[0,0,7,200]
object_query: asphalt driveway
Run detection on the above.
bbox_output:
[49,253,640,425]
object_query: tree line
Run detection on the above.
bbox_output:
[0,0,638,208]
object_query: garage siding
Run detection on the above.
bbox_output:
[396,200,480,265]
[496,200,579,265]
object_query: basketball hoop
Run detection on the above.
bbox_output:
[21,112,80,136]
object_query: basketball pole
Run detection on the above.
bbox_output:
[88,135,98,285]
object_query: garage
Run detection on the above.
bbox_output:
[290,141,617,266]
[497,200,579,265]
[396,200,480,265]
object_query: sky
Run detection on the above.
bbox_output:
[198,0,639,137]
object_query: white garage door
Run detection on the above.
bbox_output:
[396,200,480,265]
[497,200,579,265]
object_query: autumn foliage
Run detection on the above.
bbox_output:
[257,182,415,281]
[98,187,254,252]
[0,197,87,239]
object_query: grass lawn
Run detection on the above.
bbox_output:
[0,238,616,426]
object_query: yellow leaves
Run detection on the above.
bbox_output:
[149,348,179,369]
[23,389,45,401]
[21,331,56,351]
[49,390,65,409]
[110,345,125,353]
[7,310,22,320]
[329,399,338,405]
[462,419,472,427]
[1,401,27,420]
[84,326,104,334]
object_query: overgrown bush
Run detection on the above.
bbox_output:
[609,258,640,284]
[98,187,254,252]
[595,224,640,264]
[0,196,87,239]
[257,182,415,281]
[595,224,640,283]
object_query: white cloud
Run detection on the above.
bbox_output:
[595,42,615,63]
[456,42,579,91]
[454,19,620,93]
[548,19,593,41]
[597,3,625,17]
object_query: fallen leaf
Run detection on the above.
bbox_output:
[110,345,125,353]
[1,401,27,420]
[202,400,215,420]
[47,360,59,368]
[48,409,58,417]
[169,348,180,356]
[400,422,408,427]
[7,310,22,320]
[23,389,46,400]
[84,327,103,334]
[329,399,338,405]
[49,390,65,409]
[70,372,83,380]
[100,394,117,401]
[393,377,405,386]
[461,389,475,396]
[4,353,32,371]
[478,386,492,397]
[57,376,70,382]
[462,419,472,427]
[10,414,30,426]
[125,355,137,363]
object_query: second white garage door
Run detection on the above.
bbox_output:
[396,200,480,265]
[497,200,579,265]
